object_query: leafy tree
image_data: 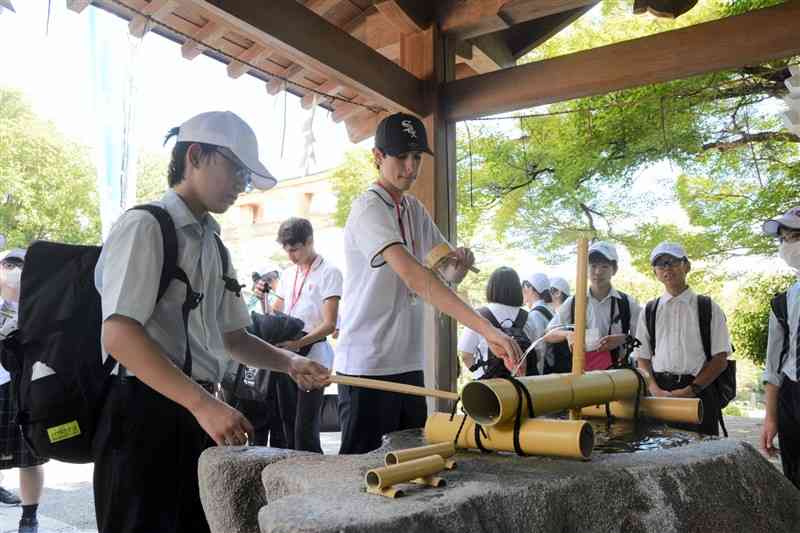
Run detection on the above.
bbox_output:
[729,273,795,366]
[0,87,101,247]
[457,0,798,269]
[136,151,169,203]
[329,148,375,226]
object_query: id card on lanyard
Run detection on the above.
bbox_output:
[289,257,321,314]
[376,183,419,306]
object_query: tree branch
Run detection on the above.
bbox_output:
[702,131,800,152]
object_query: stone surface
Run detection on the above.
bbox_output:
[199,446,315,533]
[251,430,800,533]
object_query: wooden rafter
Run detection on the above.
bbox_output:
[444,1,800,121]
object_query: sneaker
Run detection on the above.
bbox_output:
[0,486,21,505]
[18,517,38,533]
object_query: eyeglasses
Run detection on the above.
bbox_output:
[653,257,685,270]
[215,149,252,188]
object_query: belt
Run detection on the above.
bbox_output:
[653,372,694,384]
[115,375,217,395]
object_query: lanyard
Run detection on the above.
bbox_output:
[376,183,416,256]
[289,257,319,313]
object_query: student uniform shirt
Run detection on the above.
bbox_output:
[0,299,16,386]
[634,288,731,376]
[527,299,551,373]
[548,288,642,346]
[275,254,342,369]
[95,190,251,383]
[335,184,446,376]
[764,280,800,387]
[458,302,537,379]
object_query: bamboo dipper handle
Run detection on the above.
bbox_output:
[330,375,459,401]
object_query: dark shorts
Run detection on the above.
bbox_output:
[0,382,47,470]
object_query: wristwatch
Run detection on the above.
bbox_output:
[690,383,704,397]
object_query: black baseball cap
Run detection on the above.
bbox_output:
[375,113,433,157]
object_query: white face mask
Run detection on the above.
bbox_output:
[0,268,21,289]
[779,241,800,270]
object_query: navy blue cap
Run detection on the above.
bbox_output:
[375,113,433,157]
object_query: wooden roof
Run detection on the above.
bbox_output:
[67,0,596,142]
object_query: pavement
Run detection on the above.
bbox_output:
[0,418,780,533]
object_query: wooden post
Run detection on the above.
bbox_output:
[400,27,458,412]
[570,237,589,420]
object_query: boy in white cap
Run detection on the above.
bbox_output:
[760,208,800,487]
[634,242,732,436]
[522,272,553,374]
[544,241,641,371]
[548,276,571,312]
[93,111,329,533]
[335,112,521,454]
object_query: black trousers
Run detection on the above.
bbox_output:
[274,372,324,453]
[653,373,721,436]
[778,378,800,489]
[93,378,212,533]
[337,370,427,455]
[228,375,286,448]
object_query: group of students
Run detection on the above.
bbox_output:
[0,106,798,533]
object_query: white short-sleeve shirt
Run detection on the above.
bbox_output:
[94,190,251,383]
[458,303,537,379]
[763,281,799,386]
[634,288,731,376]
[548,288,641,348]
[335,184,446,376]
[275,254,342,368]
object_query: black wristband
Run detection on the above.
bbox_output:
[690,382,704,396]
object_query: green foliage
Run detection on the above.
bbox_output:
[135,151,169,203]
[457,0,799,272]
[729,273,795,366]
[329,148,375,227]
[0,87,101,247]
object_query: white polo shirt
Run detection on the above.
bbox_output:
[458,303,537,379]
[275,254,342,368]
[95,190,252,383]
[634,288,731,376]
[763,280,800,386]
[335,184,446,376]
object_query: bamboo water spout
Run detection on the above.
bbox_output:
[571,237,590,419]
[385,442,456,469]
[424,412,594,460]
[461,369,641,427]
[365,455,446,498]
[581,397,703,425]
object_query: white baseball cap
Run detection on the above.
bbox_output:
[763,207,800,236]
[0,248,26,262]
[175,111,276,190]
[549,276,570,296]
[588,241,618,262]
[650,242,687,265]
[254,264,280,278]
[525,273,550,294]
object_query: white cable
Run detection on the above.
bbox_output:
[511,324,575,376]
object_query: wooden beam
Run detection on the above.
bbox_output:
[66,0,90,13]
[444,1,800,121]
[301,79,343,109]
[227,43,272,79]
[375,0,432,34]
[181,20,228,60]
[455,62,480,79]
[470,32,515,69]
[438,0,596,40]
[503,4,595,59]
[345,110,388,144]
[196,0,425,115]
[129,0,177,38]
[266,63,305,95]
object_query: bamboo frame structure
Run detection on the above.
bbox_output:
[461,369,641,427]
[581,397,703,425]
[570,237,590,419]
[425,412,594,460]
[330,375,459,401]
[385,442,457,469]
[365,455,446,498]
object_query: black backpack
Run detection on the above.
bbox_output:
[645,294,737,430]
[771,291,790,376]
[0,205,239,463]
[473,307,533,378]
[544,292,633,374]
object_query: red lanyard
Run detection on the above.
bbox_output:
[289,257,317,313]
[376,183,415,256]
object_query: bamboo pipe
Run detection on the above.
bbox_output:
[581,397,703,425]
[424,412,594,460]
[330,375,459,401]
[365,455,446,493]
[385,442,456,466]
[571,237,590,419]
[461,369,641,427]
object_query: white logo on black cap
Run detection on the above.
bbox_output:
[401,120,417,139]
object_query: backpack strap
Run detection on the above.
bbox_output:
[645,298,659,356]
[477,307,502,329]
[697,295,713,361]
[213,233,245,298]
[616,291,632,334]
[532,305,553,322]
[512,309,529,330]
[770,291,790,374]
